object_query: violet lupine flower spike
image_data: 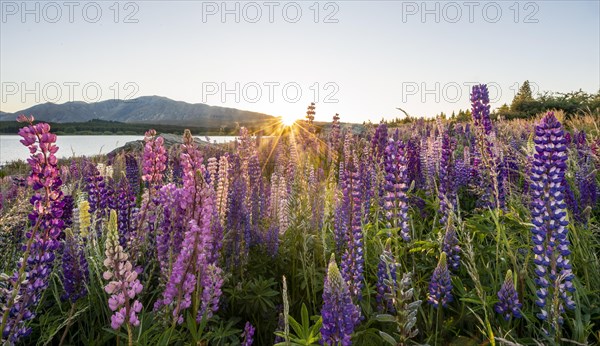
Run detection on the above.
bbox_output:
[427,252,453,309]
[124,154,140,194]
[376,242,398,313]
[470,84,492,135]
[438,132,456,228]
[383,138,411,241]
[321,255,360,346]
[241,321,255,346]
[441,222,461,272]
[2,115,65,343]
[103,210,143,331]
[61,229,89,302]
[494,270,522,321]
[341,155,365,301]
[530,112,575,326]
[372,123,388,162]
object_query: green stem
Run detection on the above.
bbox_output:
[127,324,133,346]
[58,303,77,346]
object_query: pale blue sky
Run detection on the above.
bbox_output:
[1,1,598,123]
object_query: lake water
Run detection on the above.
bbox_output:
[0,135,239,165]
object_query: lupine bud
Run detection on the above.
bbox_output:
[427,252,453,309]
[494,270,522,320]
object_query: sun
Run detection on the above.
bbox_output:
[280,115,299,127]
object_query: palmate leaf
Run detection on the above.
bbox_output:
[278,303,322,346]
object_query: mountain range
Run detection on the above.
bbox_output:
[0,96,274,127]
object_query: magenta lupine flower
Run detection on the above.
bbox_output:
[241,321,256,346]
[427,252,453,309]
[321,255,360,346]
[2,116,65,343]
[103,211,143,330]
[157,183,214,324]
[180,129,206,221]
[158,220,209,323]
[495,270,522,320]
[530,112,575,324]
[142,129,167,186]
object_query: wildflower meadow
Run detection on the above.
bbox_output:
[1,85,600,345]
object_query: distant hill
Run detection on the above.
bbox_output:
[0,96,274,127]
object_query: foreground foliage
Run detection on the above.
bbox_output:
[1,86,600,345]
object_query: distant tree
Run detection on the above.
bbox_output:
[455,109,471,122]
[509,80,539,116]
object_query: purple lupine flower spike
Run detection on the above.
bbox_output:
[125,154,140,194]
[427,252,453,309]
[321,254,360,346]
[241,321,255,346]
[372,123,388,161]
[341,154,365,301]
[376,242,398,313]
[530,112,575,325]
[383,138,411,241]
[441,223,460,272]
[62,230,89,302]
[438,131,456,227]
[494,270,522,320]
